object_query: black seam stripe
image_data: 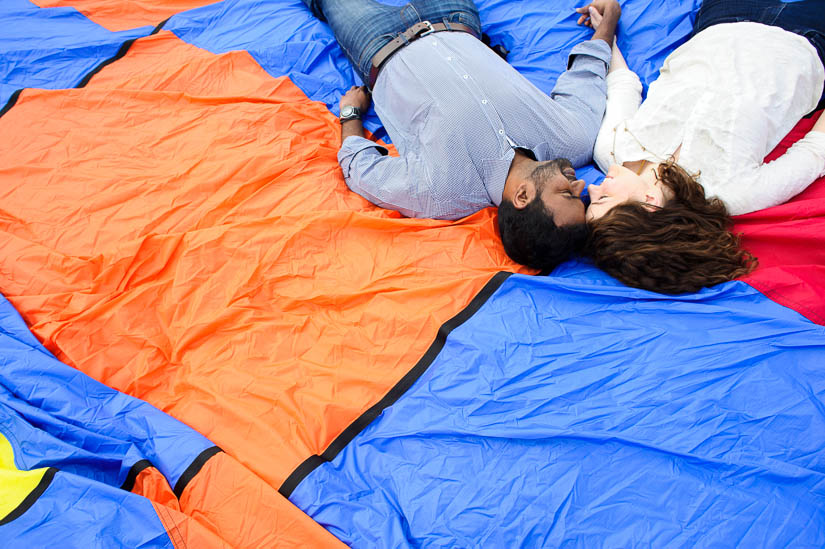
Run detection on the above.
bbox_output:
[173,446,223,498]
[76,17,171,89]
[0,16,173,119]
[0,467,58,526]
[120,459,154,492]
[279,271,513,498]
[0,89,23,118]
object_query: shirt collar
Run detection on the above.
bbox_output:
[481,147,516,206]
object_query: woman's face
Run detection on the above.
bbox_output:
[586,164,665,222]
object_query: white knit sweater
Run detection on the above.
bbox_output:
[593,22,825,215]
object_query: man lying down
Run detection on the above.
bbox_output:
[300,0,622,272]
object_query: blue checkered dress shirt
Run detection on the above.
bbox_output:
[339,33,611,220]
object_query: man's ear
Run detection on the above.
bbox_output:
[512,180,535,210]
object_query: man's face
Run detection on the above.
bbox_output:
[532,159,586,226]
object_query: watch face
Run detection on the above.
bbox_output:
[339,105,361,121]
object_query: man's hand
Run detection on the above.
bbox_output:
[340,85,371,112]
[339,85,371,143]
[575,1,620,45]
[576,5,603,29]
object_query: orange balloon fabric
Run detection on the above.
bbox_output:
[0,31,527,547]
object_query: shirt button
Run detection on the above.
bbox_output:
[432,41,437,46]
[447,56,452,61]
[463,74,469,79]
[482,99,488,104]
[499,129,505,135]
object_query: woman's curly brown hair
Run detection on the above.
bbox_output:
[585,160,758,294]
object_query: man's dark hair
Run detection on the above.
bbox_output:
[498,195,588,272]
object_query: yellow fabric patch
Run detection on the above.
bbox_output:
[0,433,48,522]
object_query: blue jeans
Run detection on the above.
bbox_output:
[693,0,825,108]
[301,0,481,86]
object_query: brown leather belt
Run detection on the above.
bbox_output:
[369,20,479,88]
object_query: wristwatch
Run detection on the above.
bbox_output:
[339,105,362,123]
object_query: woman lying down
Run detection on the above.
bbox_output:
[577,0,825,294]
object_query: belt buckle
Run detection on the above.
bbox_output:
[417,20,434,37]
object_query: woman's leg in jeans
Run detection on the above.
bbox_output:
[300,0,480,86]
[693,0,825,108]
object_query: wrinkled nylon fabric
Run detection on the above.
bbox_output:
[0,295,223,547]
[0,295,214,487]
[1,0,825,547]
[0,29,519,479]
[32,0,215,31]
[736,113,825,324]
[0,291,341,547]
[3,470,178,547]
[291,271,825,546]
[0,20,519,548]
[0,0,151,106]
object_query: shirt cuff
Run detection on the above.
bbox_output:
[567,39,611,70]
[340,135,389,157]
[338,136,389,178]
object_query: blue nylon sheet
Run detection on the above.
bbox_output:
[291,263,825,546]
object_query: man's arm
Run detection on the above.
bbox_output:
[576,2,625,73]
[335,86,436,218]
[340,86,370,142]
[534,1,620,162]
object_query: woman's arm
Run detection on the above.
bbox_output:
[592,45,642,172]
[607,35,628,75]
[723,115,825,215]
[577,5,643,172]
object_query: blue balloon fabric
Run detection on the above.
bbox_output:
[0,294,215,493]
[0,470,176,548]
[3,0,825,546]
[0,0,152,107]
[290,264,825,546]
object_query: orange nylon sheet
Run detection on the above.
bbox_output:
[0,31,526,546]
[32,0,213,30]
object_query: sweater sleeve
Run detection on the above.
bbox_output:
[592,68,643,173]
[720,131,825,215]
